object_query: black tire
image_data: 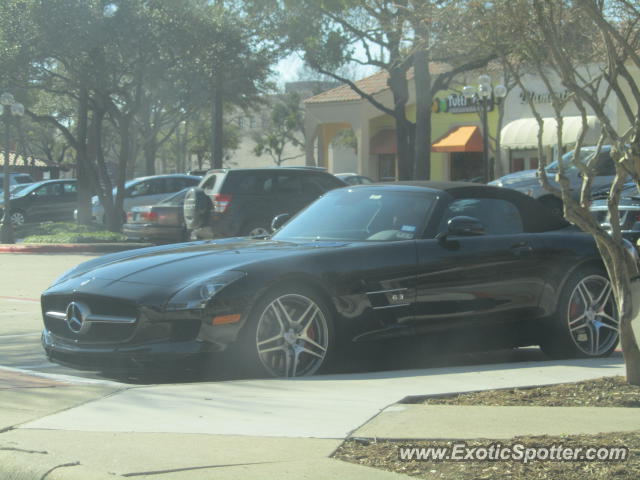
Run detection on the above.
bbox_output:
[539,196,563,218]
[540,265,619,358]
[183,188,211,230]
[242,221,270,237]
[231,285,336,378]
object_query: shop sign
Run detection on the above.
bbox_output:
[519,89,570,104]
[432,94,495,114]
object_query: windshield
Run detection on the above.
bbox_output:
[9,181,45,197]
[272,188,435,242]
[545,147,600,173]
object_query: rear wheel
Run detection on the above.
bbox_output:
[235,286,335,378]
[541,266,619,358]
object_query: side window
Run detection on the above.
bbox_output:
[275,174,303,195]
[314,174,344,191]
[32,186,49,197]
[130,181,156,197]
[63,183,77,194]
[594,151,615,176]
[438,198,524,235]
[34,184,63,197]
[202,175,217,193]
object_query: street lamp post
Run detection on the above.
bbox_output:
[462,75,507,184]
[0,93,25,244]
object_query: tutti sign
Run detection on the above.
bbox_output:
[432,93,495,114]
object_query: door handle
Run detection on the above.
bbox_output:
[510,243,533,256]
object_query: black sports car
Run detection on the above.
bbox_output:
[41,182,629,377]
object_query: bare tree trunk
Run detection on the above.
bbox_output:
[388,68,413,180]
[413,48,432,180]
[211,80,224,169]
[75,85,92,225]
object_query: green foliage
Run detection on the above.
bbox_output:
[253,93,305,165]
[17,221,127,243]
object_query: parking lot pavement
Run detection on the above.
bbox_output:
[0,253,110,379]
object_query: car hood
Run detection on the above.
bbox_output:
[49,237,350,289]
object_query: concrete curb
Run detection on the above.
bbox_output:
[0,242,153,253]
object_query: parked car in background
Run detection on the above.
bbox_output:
[90,174,201,223]
[41,182,631,377]
[0,173,35,196]
[0,179,77,226]
[123,188,190,243]
[490,145,615,216]
[335,173,374,185]
[184,168,345,239]
[590,182,640,246]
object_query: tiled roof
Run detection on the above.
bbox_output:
[305,63,452,104]
[0,152,49,167]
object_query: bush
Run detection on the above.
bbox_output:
[17,222,128,244]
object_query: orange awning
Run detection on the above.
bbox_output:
[431,126,483,153]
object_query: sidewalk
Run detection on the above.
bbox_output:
[0,357,632,479]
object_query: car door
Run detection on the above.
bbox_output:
[412,194,548,333]
[54,182,77,220]
[26,183,63,221]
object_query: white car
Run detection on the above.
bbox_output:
[88,174,201,223]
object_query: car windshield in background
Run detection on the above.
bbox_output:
[158,188,189,205]
[545,147,599,173]
[10,181,44,197]
[272,188,435,242]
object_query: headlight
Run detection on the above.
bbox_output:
[166,271,247,311]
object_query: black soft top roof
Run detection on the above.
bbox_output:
[358,181,569,232]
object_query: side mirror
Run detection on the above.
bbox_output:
[271,213,290,232]
[437,216,485,240]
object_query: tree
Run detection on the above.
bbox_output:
[280,0,495,180]
[492,0,640,384]
[253,92,305,165]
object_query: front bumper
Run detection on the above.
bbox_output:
[41,328,221,371]
[123,223,184,243]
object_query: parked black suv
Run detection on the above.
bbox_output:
[0,179,77,226]
[184,168,346,239]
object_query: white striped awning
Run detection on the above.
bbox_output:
[501,115,601,149]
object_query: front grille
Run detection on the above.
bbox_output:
[42,293,139,344]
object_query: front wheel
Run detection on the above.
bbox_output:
[236,286,335,378]
[10,210,26,227]
[541,267,619,358]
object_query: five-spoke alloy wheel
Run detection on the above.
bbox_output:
[566,274,618,356]
[542,267,619,358]
[255,293,331,377]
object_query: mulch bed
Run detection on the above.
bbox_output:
[333,376,640,479]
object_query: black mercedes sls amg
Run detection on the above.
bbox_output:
[41,182,633,377]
